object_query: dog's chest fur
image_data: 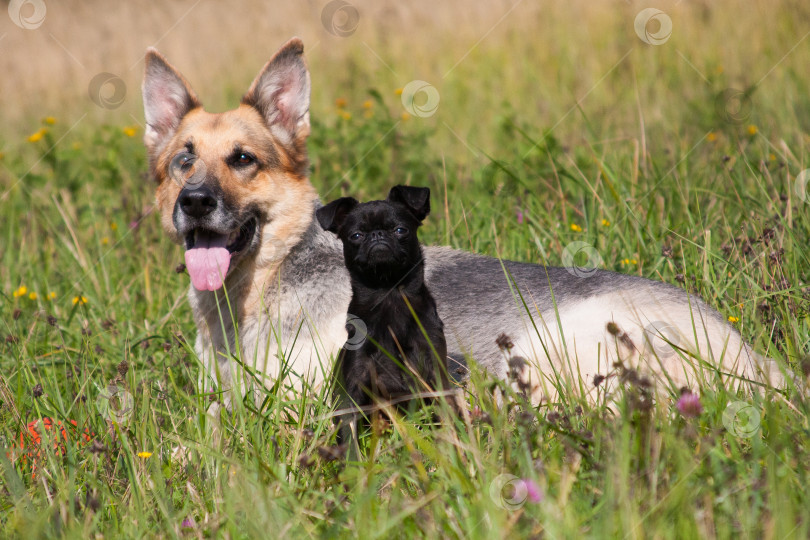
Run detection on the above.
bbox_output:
[190,217,352,393]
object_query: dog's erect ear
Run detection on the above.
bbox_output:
[316,198,360,234]
[387,185,431,221]
[142,49,201,166]
[242,37,311,145]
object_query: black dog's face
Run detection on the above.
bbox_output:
[339,201,422,285]
[317,186,430,288]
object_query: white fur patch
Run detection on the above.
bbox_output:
[505,291,775,402]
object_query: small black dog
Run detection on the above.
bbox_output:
[317,185,450,441]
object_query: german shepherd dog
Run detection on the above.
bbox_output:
[142,38,785,406]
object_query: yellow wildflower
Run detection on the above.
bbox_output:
[362,100,373,109]
[769,153,776,161]
[27,130,45,143]
[395,88,403,95]
[110,222,118,231]
[601,219,610,227]
[13,286,27,298]
[706,132,717,142]
[335,97,347,108]
[28,292,38,300]
[47,292,57,300]
[0,152,5,160]
[72,296,88,306]
[72,142,82,151]
[340,111,352,121]
[747,125,757,136]
[43,116,56,125]
[137,451,153,459]
[728,316,739,323]
[123,126,138,137]
[570,224,582,232]
[101,237,109,245]
[400,112,410,121]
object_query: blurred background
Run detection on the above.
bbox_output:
[2,0,809,155]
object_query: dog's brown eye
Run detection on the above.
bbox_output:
[394,227,408,236]
[350,232,364,241]
[229,151,257,168]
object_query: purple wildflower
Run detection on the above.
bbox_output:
[676,391,703,417]
[521,478,543,503]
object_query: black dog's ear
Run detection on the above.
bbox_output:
[387,185,430,221]
[316,197,359,233]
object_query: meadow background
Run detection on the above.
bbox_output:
[1,0,809,537]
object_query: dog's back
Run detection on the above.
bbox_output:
[424,246,787,399]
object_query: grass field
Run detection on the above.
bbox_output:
[1,0,810,538]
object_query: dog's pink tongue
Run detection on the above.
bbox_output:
[185,233,231,291]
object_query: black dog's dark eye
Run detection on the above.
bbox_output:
[394,227,408,235]
[350,232,364,241]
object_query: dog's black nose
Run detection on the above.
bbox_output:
[370,230,386,241]
[179,186,217,218]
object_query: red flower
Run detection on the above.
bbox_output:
[6,418,94,478]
